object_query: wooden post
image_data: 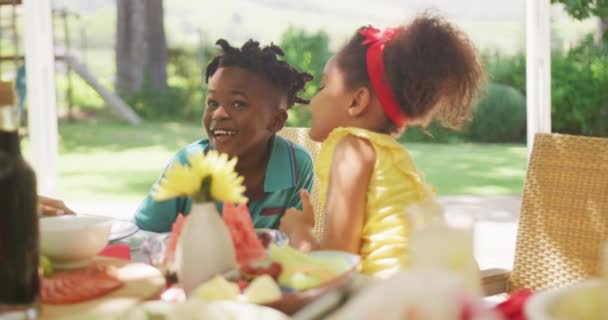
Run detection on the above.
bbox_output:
[61,9,74,121]
[11,0,18,73]
[0,5,3,77]
[80,25,88,68]
[526,0,552,159]
[24,0,60,196]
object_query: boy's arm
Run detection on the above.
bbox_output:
[133,194,190,233]
[133,155,191,232]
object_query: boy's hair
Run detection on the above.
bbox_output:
[205,39,313,109]
[337,14,483,129]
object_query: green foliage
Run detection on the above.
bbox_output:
[483,51,526,95]
[551,34,608,135]
[551,0,608,20]
[55,74,106,110]
[399,51,528,144]
[482,35,608,138]
[552,0,608,42]
[467,84,527,143]
[279,26,333,127]
[399,84,526,144]
[122,46,212,121]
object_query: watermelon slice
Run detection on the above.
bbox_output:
[164,213,187,265]
[222,203,267,265]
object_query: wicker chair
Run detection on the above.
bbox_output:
[482,133,608,296]
[277,127,324,239]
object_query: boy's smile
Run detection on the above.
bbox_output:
[210,128,237,147]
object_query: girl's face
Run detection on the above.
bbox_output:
[309,57,354,142]
[204,67,286,160]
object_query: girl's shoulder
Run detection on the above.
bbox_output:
[321,127,421,179]
[324,127,402,152]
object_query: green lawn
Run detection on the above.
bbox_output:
[23,121,527,201]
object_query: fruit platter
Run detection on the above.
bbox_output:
[159,204,361,315]
[190,244,360,315]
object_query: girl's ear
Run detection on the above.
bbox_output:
[348,86,373,117]
[268,108,288,133]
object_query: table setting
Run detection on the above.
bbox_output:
[32,149,608,320]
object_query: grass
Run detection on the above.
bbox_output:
[406,143,527,195]
[22,121,527,202]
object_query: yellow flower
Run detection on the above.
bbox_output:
[206,151,247,204]
[152,150,247,204]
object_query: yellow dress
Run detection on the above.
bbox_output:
[316,127,432,278]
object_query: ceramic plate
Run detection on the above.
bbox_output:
[223,250,361,315]
[109,220,139,242]
[525,279,605,320]
[117,300,289,320]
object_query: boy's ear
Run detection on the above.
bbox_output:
[348,86,372,117]
[268,108,288,133]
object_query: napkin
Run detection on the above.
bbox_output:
[493,289,534,320]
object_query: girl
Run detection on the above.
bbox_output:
[280,14,483,278]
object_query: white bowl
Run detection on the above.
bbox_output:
[40,215,112,270]
[525,279,607,320]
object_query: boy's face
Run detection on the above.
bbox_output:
[204,67,287,160]
[309,57,353,142]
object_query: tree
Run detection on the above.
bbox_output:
[116,0,168,95]
[551,0,608,45]
[280,27,332,127]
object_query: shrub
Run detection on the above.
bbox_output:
[484,51,526,95]
[467,83,526,143]
[551,34,608,136]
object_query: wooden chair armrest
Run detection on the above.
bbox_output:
[481,268,511,296]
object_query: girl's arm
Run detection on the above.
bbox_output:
[280,135,375,253]
[321,135,375,253]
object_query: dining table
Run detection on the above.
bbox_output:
[59,214,536,320]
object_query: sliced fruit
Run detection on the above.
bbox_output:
[279,271,322,291]
[40,256,53,277]
[190,275,240,302]
[245,275,282,304]
[241,261,283,281]
[41,266,123,304]
[223,203,267,265]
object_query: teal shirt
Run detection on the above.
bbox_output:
[134,135,314,232]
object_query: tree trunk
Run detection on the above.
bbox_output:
[597,17,608,47]
[115,0,168,94]
[115,0,131,93]
[145,0,168,93]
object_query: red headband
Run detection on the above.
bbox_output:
[359,26,406,127]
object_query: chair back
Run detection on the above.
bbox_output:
[277,127,324,239]
[509,133,608,291]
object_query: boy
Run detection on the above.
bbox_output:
[134,39,314,232]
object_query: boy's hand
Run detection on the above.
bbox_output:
[38,195,76,216]
[279,189,315,250]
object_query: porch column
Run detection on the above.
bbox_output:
[23,0,60,196]
[526,0,552,157]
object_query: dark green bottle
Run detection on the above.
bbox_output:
[0,83,39,318]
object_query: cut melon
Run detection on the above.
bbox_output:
[165,213,187,265]
[222,203,267,265]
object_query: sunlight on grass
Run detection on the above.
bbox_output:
[25,122,527,201]
[406,143,527,196]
